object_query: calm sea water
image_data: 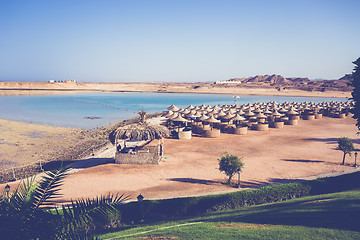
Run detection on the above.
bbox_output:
[0,92,348,129]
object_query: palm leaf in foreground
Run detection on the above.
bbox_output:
[59,193,130,237]
[8,176,36,211]
[32,166,70,209]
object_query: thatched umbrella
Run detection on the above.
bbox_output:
[287,108,299,116]
[182,109,191,115]
[171,114,189,132]
[171,114,189,123]
[205,115,220,130]
[222,112,235,124]
[213,105,221,111]
[231,114,246,126]
[186,104,194,110]
[237,109,245,115]
[217,110,227,117]
[263,108,273,115]
[168,104,179,111]
[253,108,262,114]
[271,110,283,122]
[198,114,209,121]
[162,110,173,118]
[185,110,197,118]
[110,122,170,144]
[244,110,255,118]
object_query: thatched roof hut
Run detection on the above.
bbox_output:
[110,122,170,144]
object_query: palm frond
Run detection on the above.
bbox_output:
[2,176,37,212]
[58,193,130,237]
[32,166,70,209]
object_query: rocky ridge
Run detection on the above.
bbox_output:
[222,74,352,92]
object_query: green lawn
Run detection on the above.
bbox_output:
[98,190,360,240]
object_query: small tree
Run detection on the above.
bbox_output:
[337,137,355,165]
[218,152,244,184]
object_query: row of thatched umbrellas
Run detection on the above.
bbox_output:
[108,100,352,143]
[163,100,353,126]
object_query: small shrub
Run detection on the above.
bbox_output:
[218,152,244,184]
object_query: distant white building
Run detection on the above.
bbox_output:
[215,80,242,84]
[48,80,55,83]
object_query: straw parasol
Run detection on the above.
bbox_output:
[182,109,191,115]
[237,109,245,115]
[244,110,255,117]
[185,110,197,118]
[162,110,173,118]
[171,114,189,122]
[286,108,299,115]
[217,110,227,117]
[213,105,221,111]
[222,112,235,121]
[110,122,170,143]
[231,114,246,126]
[272,110,283,117]
[186,104,194,110]
[263,108,273,115]
[231,114,246,121]
[168,104,179,111]
[255,112,267,119]
[206,115,220,123]
[198,114,209,121]
[253,108,262,114]
[168,112,179,120]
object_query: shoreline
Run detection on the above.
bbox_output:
[0,81,351,98]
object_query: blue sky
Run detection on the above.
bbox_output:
[0,0,359,82]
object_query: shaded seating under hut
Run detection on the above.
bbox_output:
[220,112,235,133]
[302,106,316,120]
[285,108,299,125]
[255,112,269,131]
[231,114,248,135]
[203,115,221,138]
[244,109,256,126]
[189,111,204,134]
[313,107,323,119]
[170,114,191,139]
[278,107,289,122]
[335,107,346,119]
[269,110,284,128]
[110,112,170,165]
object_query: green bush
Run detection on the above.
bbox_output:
[119,182,311,223]
[119,171,360,224]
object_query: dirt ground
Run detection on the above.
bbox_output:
[1,117,359,203]
[0,119,109,172]
[57,117,359,202]
[0,119,81,169]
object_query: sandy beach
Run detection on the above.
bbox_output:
[1,116,358,203]
[0,81,351,98]
[0,118,109,183]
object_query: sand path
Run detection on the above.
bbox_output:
[56,117,359,202]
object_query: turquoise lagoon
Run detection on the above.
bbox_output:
[0,92,348,129]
